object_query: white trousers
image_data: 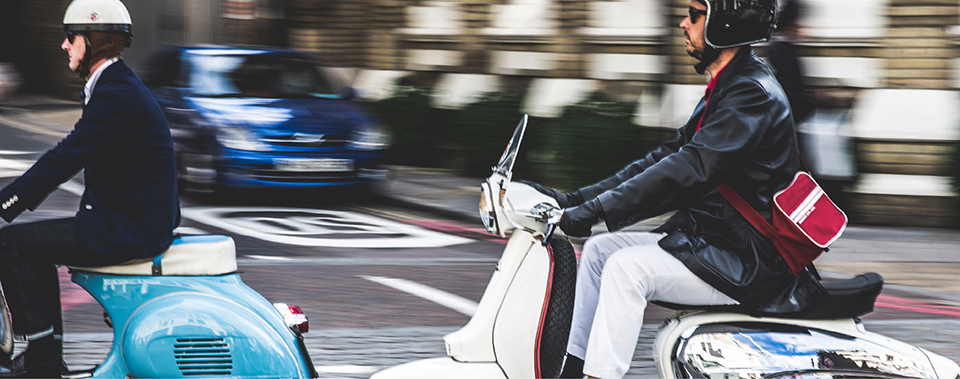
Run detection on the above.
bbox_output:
[566,232,738,379]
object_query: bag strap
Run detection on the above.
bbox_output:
[716,183,778,239]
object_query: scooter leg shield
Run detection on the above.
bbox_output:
[492,237,577,379]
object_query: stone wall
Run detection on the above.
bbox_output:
[12,0,959,227]
[287,0,960,227]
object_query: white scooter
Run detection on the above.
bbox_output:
[372,115,960,379]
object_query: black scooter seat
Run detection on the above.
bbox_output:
[653,272,884,320]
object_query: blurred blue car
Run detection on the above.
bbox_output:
[141,45,390,194]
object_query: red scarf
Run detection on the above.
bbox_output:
[695,66,727,133]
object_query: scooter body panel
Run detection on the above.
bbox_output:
[493,239,551,379]
[370,357,506,379]
[72,271,312,378]
[444,231,537,362]
[654,312,960,378]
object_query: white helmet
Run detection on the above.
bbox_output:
[63,0,132,40]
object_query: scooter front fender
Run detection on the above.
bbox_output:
[121,292,304,379]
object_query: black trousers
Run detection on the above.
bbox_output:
[0,218,127,338]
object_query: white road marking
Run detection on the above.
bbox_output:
[362,275,478,316]
[0,157,85,195]
[0,170,26,178]
[314,365,379,374]
[174,226,208,235]
[181,207,472,248]
[0,160,30,169]
[58,180,84,196]
[0,157,32,177]
[0,150,39,155]
[246,255,294,261]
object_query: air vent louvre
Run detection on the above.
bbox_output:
[175,338,232,376]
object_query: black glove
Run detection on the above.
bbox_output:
[560,199,604,238]
[519,180,585,208]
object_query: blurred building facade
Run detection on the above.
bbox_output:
[7,0,960,227]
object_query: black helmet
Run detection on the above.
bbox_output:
[701,0,777,49]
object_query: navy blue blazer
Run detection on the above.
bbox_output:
[0,61,180,259]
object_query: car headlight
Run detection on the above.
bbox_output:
[350,125,392,150]
[217,126,270,151]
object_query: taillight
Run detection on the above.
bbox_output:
[273,303,309,333]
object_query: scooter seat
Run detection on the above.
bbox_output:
[69,235,238,276]
[653,272,884,320]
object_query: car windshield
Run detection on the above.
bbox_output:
[186,53,338,98]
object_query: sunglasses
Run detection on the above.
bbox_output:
[688,6,708,22]
[66,32,78,43]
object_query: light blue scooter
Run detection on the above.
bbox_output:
[1,235,316,379]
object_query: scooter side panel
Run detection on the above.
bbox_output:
[445,231,536,362]
[655,312,952,379]
[493,241,551,379]
[370,357,506,379]
[122,293,302,379]
[925,348,960,379]
[72,272,312,379]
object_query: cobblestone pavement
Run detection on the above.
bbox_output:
[61,320,960,379]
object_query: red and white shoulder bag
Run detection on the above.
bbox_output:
[718,172,848,276]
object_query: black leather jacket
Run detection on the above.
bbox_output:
[580,48,825,313]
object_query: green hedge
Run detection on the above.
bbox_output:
[544,100,659,190]
[365,85,445,168]
[369,89,661,189]
[449,92,526,178]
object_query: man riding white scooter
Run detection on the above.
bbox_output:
[0,0,179,376]
[525,1,827,378]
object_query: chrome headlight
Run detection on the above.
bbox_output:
[350,125,392,150]
[216,126,270,151]
[479,182,498,236]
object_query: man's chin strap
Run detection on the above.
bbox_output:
[694,45,721,75]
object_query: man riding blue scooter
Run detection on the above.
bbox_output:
[0,0,179,376]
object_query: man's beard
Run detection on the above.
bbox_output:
[687,45,704,61]
[685,32,705,61]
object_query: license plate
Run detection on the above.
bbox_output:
[274,158,354,172]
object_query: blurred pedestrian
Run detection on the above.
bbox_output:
[0,63,21,106]
[0,0,179,376]
[766,0,814,124]
[766,0,854,209]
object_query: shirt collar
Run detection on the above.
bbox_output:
[83,57,120,106]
